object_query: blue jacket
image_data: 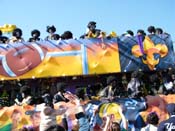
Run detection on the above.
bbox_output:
[76,112,90,131]
[158,115,175,131]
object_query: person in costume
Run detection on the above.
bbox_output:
[80,21,101,38]
[28,29,41,42]
[0,30,9,44]
[45,25,60,41]
[61,31,73,40]
[9,28,25,43]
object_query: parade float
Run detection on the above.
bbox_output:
[0,24,175,130]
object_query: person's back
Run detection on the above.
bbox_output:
[158,103,175,131]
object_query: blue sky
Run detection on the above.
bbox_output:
[0,0,174,40]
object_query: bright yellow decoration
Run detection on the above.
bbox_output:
[109,31,117,37]
[87,43,121,74]
[0,41,121,80]
[0,24,16,33]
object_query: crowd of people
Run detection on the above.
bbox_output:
[0,21,171,44]
[0,69,175,131]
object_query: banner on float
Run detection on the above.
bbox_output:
[118,34,175,72]
[0,34,174,80]
[0,38,120,80]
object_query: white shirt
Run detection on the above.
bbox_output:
[39,105,57,131]
[141,124,157,131]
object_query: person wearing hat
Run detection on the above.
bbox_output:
[80,21,101,39]
[156,28,163,35]
[0,30,9,44]
[53,82,68,103]
[14,85,33,106]
[147,25,156,40]
[137,29,146,37]
[120,30,134,38]
[9,28,25,43]
[158,103,175,131]
[61,31,73,40]
[147,26,156,35]
[98,75,121,99]
[28,29,41,42]
[45,25,60,41]
[127,71,144,98]
[125,30,134,37]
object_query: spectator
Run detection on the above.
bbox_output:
[53,82,68,103]
[149,73,163,95]
[98,75,124,98]
[156,28,163,35]
[127,71,144,98]
[147,26,156,35]
[121,30,134,37]
[80,21,101,38]
[14,85,33,106]
[28,29,41,42]
[40,94,67,131]
[64,92,90,131]
[61,31,73,40]
[162,70,174,95]
[75,87,89,101]
[137,29,146,36]
[9,28,25,43]
[158,103,175,131]
[45,25,58,40]
[52,34,60,40]
[141,112,159,131]
[125,30,134,37]
[0,30,9,44]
